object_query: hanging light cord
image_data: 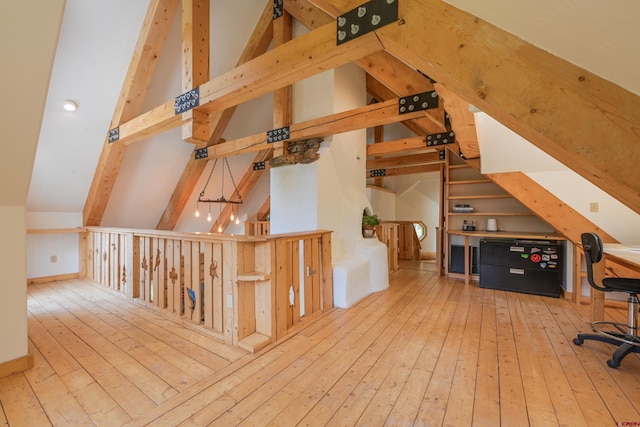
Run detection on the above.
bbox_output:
[199,158,218,199]
[225,157,243,203]
[197,158,243,204]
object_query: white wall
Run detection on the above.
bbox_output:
[0,208,29,363]
[1,0,65,366]
[26,212,82,279]
[367,187,395,221]
[369,172,441,254]
[271,60,388,307]
[271,63,369,252]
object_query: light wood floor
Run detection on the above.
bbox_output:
[2,261,640,426]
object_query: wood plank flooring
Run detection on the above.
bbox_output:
[2,261,640,426]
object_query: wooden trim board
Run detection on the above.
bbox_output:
[0,354,33,379]
[27,272,80,286]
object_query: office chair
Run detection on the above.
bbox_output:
[573,232,640,368]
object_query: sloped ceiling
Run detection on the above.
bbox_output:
[24,0,640,231]
[27,1,148,212]
[1,1,65,207]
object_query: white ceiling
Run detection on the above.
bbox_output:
[27,0,148,213]
[24,0,640,229]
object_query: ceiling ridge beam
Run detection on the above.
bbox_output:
[83,0,180,226]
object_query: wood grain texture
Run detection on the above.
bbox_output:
[488,171,618,244]
[4,266,638,426]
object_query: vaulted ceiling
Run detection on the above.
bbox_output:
[24,0,640,244]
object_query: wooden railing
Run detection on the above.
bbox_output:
[82,227,332,352]
[245,220,270,236]
[376,222,399,272]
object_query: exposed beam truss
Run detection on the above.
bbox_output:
[85,0,640,243]
[113,22,383,146]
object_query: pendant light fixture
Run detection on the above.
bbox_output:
[195,157,243,222]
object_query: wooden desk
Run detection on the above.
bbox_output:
[447,230,566,285]
[590,244,640,320]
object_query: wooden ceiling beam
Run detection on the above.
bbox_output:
[367,152,442,170]
[488,172,618,244]
[197,0,274,146]
[272,8,293,158]
[202,98,426,159]
[368,163,442,178]
[83,0,179,226]
[156,1,273,230]
[366,75,442,136]
[181,0,210,143]
[377,0,640,214]
[366,137,428,156]
[114,22,384,146]
[288,0,447,137]
[434,83,480,159]
[256,196,270,221]
[356,51,446,133]
[284,0,333,28]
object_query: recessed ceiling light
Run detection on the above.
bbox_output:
[62,99,78,111]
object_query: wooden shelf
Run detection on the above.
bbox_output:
[448,212,535,216]
[449,194,511,200]
[237,271,270,281]
[447,230,566,240]
[445,152,558,283]
[448,179,492,185]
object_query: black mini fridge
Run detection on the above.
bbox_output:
[479,239,563,298]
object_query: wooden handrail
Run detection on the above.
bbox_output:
[245,220,270,236]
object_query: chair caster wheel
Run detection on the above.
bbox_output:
[573,337,583,345]
[607,359,619,369]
